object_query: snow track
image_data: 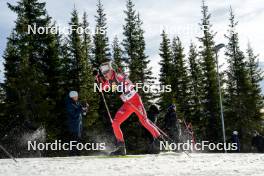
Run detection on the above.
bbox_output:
[0,153,263,176]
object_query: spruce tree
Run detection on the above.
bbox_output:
[224,8,253,150]
[67,8,83,90]
[82,12,92,64]
[123,2,154,104]
[198,1,221,142]
[171,36,191,119]
[246,43,264,119]
[133,13,154,105]
[66,9,99,130]
[93,0,111,66]
[159,30,173,110]
[122,0,137,64]
[112,36,124,68]
[81,12,99,127]
[188,42,204,127]
[3,0,62,135]
[2,32,19,116]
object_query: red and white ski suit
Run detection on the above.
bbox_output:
[98,71,160,142]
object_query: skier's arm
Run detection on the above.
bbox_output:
[116,72,135,92]
[96,75,110,92]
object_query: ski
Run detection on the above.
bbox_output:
[0,144,17,163]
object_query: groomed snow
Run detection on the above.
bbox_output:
[0,153,263,176]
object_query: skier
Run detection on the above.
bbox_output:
[66,91,88,156]
[95,62,161,155]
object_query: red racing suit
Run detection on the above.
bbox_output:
[98,71,160,142]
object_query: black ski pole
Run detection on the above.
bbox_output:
[95,76,113,123]
[0,144,17,163]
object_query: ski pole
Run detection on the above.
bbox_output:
[95,76,113,123]
[0,144,17,163]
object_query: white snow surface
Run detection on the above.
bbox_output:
[0,153,263,176]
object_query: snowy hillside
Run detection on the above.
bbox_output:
[0,153,263,176]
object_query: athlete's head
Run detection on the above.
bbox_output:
[100,61,114,80]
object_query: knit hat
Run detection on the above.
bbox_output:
[69,91,78,98]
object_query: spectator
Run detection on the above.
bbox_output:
[251,130,264,153]
[231,131,240,152]
[66,91,88,156]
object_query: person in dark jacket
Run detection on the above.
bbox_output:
[252,131,264,153]
[66,91,88,156]
[164,104,180,143]
[231,131,240,152]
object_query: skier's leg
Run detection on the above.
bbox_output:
[131,94,160,138]
[112,102,133,142]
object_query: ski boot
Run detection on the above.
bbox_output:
[110,141,126,156]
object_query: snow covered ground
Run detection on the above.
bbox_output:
[0,153,263,176]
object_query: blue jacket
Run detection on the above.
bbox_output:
[231,134,240,152]
[66,97,83,137]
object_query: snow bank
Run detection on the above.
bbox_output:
[0,153,263,176]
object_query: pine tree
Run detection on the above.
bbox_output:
[198,1,221,142]
[159,30,173,110]
[93,0,111,66]
[224,8,253,150]
[171,36,191,119]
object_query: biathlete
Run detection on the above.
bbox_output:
[95,62,161,155]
